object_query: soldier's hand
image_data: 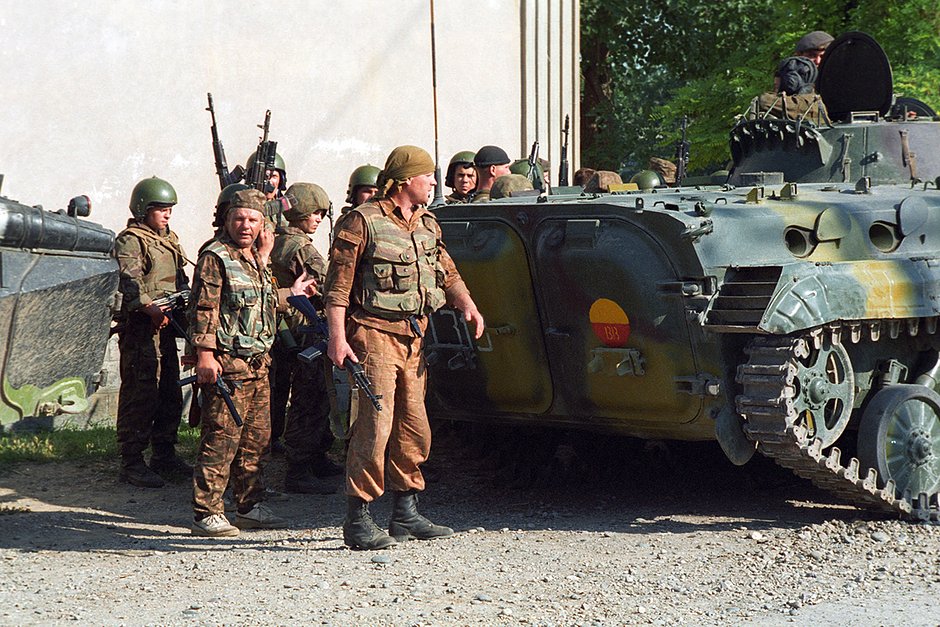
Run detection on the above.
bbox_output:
[256,227,275,264]
[195,349,222,385]
[290,271,317,297]
[142,303,169,330]
[328,336,358,368]
[452,293,485,339]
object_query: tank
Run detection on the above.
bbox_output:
[0,185,118,430]
[426,32,940,521]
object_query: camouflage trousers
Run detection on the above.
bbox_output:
[116,318,182,460]
[283,355,333,469]
[192,368,271,518]
[345,323,431,502]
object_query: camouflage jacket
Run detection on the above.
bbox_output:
[189,233,290,378]
[114,220,189,315]
[323,198,469,337]
[470,189,491,203]
[445,191,473,204]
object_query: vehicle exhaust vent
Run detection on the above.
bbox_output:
[706,266,782,330]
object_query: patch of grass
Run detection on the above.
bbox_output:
[0,426,200,466]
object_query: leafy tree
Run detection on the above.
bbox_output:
[581,0,940,174]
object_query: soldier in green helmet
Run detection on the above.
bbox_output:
[341,164,381,215]
[444,151,477,204]
[269,182,340,495]
[113,176,192,487]
[245,150,291,228]
[324,145,485,550]
[509,158,544,193]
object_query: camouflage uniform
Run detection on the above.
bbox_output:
[269,225,333,479]
[445,191,473,204]
[189,232,284,519]
[114,221,188,470]
[470,189,491,203]
[323,197,469,502]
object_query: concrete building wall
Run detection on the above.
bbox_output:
[1,0,579,257]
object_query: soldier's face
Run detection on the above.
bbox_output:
[298,211,324,234]
[226,208,263,248]
[799,47,827,67]
[453,165,476,195]
[144,205,173,231]
[406,173,436,205]
[354,186,378,206]
[265,170,281,199]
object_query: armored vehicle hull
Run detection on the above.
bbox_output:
[0,195,118,429]
[427,33,940,520]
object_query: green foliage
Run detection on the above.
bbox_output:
[581,0,940,173]
[0,426,199,467]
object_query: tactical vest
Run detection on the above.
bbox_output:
[123,224,185,293]
[270,229,308,288]
[203,240,277,359]
[357,206,446,319]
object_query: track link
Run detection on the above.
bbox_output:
[736,334,940,522]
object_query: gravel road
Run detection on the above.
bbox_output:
[2,424,939,625]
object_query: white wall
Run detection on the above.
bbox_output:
[1,0,578,257]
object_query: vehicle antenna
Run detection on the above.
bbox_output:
[428,0,445,208]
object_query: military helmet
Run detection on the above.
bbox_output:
[445,151,476,188]
[509,159,544,191]
[630,170,665,190]
[129,176,177,220]
[285,182,331,221]
[213,183,251,228]
[245,151,287,191]
[345,164,381,204]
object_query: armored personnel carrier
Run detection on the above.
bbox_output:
[0,184,118,430]
[426,32,940,520]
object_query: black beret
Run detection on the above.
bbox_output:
[474,145,511,167]
[795,30,833,53]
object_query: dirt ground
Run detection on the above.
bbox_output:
[2,424,939,626]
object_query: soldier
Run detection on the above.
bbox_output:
[210,183,250,239]
[471,145,512,203]
[270,182,340,494]
[444,151,477,204]
[114,176,191,488]
[324,145,485,550]
[508,159,544,192]
[341,164,381,215]
[245,150,291,229]
[189,188,316,537]
[794,30,833,67]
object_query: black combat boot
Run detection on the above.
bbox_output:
[343,496,396,550]
[284,465,336,495]
[388,490,453,541]
[119,455,165,488]
[149,444,193,479]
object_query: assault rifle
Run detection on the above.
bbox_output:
[286,294,383,411]
[675,115,690,186]
[151,289,190,311]
[179,375,243,427]
[206,93,245,190]
[558,114,570,187]
[526,140,542,191]
[247,110,278,195]
[162,295,243,427]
